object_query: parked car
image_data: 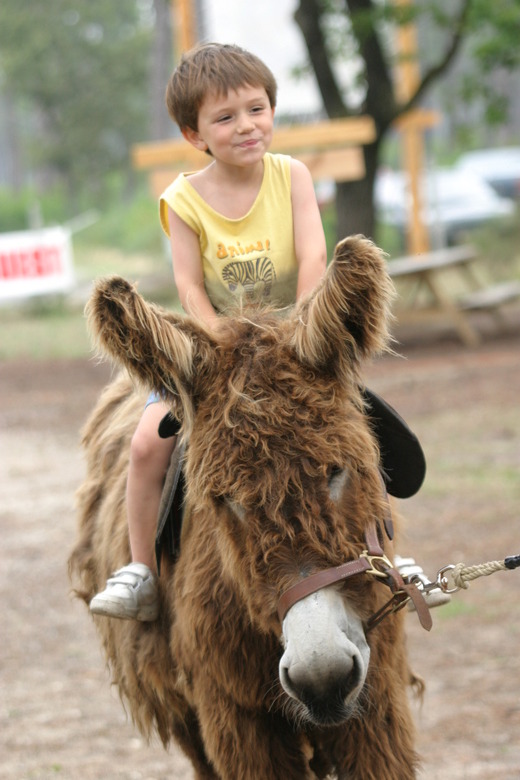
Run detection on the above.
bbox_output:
[375,167,515,246]
[455,147,520,199]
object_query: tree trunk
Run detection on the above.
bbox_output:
[294,0,347,118]
[150,0,173,141]
[294,0,383,237]
[335,138,380,240]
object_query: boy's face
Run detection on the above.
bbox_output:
[183,85,275,167]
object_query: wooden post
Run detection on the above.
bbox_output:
[395,0,430,255]
[172,0,197,55]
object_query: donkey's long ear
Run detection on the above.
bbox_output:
[293,235,394,368]
[85,276,215,436]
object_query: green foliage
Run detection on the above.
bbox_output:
[432,0,520,131]
[0,185,73,231]
[0,188,33,232]
[74,178,164,257]
[0,1,152,206]
[467,0,520,69]
[471,210,520,282]
[374,222,406,259]
[319,202,337,260]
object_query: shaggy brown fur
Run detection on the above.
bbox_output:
[69,236,420,779]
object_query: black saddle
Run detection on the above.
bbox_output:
[362,388,426,500]
[154,389,426,571]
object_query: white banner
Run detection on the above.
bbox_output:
[0,226,75,301]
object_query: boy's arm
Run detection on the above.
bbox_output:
[167,206,220,330]
[290,159,327,300]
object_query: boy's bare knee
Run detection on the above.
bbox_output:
[130,427,160,466]
[130,420,175,477]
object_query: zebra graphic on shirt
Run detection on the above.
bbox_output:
[222,256,276,302]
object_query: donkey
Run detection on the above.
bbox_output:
[69,235,422,779]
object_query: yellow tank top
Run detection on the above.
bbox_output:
[159,153,297,312]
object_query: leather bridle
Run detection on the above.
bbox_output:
[277,502,432,633]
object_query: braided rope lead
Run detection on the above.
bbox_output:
[449,554,520,591]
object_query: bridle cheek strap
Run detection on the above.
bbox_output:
[277,557,372,624]
[277,519,432,632]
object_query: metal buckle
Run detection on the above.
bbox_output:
[359,551,395,579]
[434,564,461,594]
[415,563,461,595]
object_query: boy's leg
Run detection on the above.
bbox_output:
[90,400,175,620]
[126,400,174,572]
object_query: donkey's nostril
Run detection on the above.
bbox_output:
[282,654,362,726]
[283,653,360,704]
[280,663,291,693]
[338,654,360,698]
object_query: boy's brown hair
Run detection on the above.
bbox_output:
[165,43,278,132]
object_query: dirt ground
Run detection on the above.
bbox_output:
[2,322,520,779]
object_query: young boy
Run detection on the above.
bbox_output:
[90,43,446,621]
[89,43,327,621]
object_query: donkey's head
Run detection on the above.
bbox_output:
[86,235,395,725]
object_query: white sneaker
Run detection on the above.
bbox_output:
[89,563,159,621]
[394,555,451,609]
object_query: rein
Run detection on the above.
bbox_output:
[277,510,433,633]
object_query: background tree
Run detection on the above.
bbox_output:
[149,0,174,142]
[0,0,154,212]
[294,0,520,240]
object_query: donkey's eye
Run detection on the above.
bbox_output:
[328,465,348,502]
[328,465,343,481]
[225,497,246,522]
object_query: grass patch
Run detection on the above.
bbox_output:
[73,244,168,286]
[75,186,165,258]
[435,598,479,621]
[0,299,91,361]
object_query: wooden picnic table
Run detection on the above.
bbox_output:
[387,245,520,346]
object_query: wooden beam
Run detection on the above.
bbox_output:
[296,147,365,182]
[133,140,207,169]
[393,108,440,131]
[132,115,376,170]
[272,115,376,151]
[147,147,365,197]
